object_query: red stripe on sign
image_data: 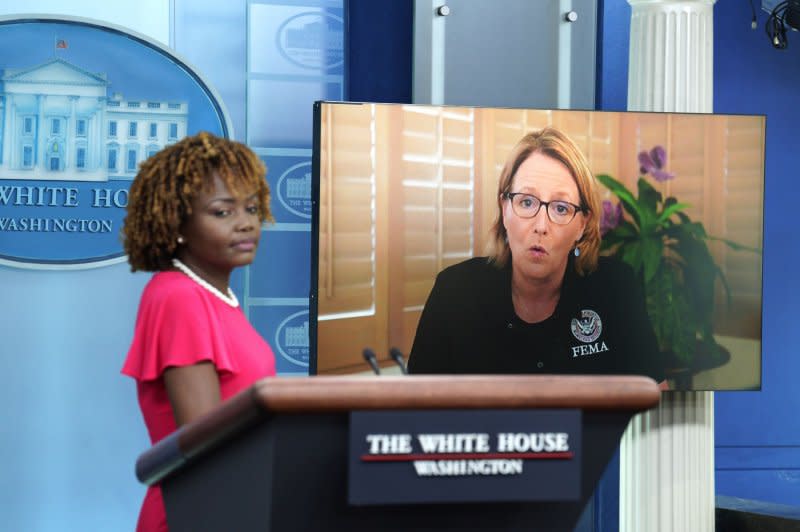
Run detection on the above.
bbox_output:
[361,452,574,462]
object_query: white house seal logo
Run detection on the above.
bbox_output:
[274,309,310,367]
[571,309,602,343]
[276,12,344,70]
[0,18,229,269]
[276,161,312,219]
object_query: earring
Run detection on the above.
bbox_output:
[573,246,580,257]
[177,236,185,245]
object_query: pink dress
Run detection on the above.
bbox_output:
[122,271,276,532]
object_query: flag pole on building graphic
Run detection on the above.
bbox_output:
[54,36,68,56]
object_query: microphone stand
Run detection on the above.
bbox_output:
[388,347,408,375]
[362,348,381,375]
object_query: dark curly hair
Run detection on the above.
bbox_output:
[122,131,273,272]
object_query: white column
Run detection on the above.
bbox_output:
[38,94,46,171]
[96,97,106,172]
[69,95,77,170]
[622,1,716,531]
[2,94,14,168]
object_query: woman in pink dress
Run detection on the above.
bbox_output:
[121,131,277,531]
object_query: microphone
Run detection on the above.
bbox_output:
[388,347,408,375]
[362,348,381,375]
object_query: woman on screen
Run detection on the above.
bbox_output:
[407,128,665,385]
[121,132,277,532]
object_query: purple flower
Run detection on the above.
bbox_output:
[600,200,623,236]
[638,145,675,182]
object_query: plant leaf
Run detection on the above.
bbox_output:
[656,202,690,225]
[713,262,733,308]
[601,232,628,248]
[601,220,640,252]
[610,220,638,238]
[664,221,706,240]
[638,178,662,212]
[644,263,694,364]
[641,236,664,283]
[672,232,717,323]
[675,211,692,225]
[706,235,762,254]
[635,178,660,232]
[620,240,644,274]
[596,174,643,228]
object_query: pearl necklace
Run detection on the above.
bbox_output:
[171,258,239,307]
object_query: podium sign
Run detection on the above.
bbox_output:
[348,409,582,505]
[138,376,660,531]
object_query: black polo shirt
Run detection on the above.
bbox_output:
[407,256,664,382]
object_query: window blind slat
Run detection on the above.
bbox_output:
[319,104,375,315]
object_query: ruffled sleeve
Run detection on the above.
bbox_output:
[122,274,240,381]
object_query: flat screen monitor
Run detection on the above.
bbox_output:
[310,102,764,391]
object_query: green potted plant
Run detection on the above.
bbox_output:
[597,146,756,374]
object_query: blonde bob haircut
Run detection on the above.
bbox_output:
[486,127,602,276]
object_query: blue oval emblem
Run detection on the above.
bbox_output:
[276,12,344,70]
[0,18,230,269]
[276,161,312,219]
[274,310,310,367]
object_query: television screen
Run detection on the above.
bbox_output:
[310,102,764,391]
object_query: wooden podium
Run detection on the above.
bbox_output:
[136,375,660,531]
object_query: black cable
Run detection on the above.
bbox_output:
[765,1,789,50]
[749,0,758,29]
[787,0,800,30]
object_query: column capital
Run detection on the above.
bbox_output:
[627,0,716,112]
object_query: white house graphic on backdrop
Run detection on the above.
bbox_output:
[0,58,188,181]
[285,321,309,348]
[286,172,311,198]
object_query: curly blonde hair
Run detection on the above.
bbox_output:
[486,127,601,275]
[122,131,273,272]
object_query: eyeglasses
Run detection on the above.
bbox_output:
[504,192,585,225]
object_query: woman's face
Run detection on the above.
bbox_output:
[502,151,586,285]
[177,172,261,284]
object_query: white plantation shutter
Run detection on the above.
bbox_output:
[388,106,475,353]
[318,104,478,368]
[616,113,763,338]
[318,103,375,316]
[490,108,554,163]
[398,105,474,307]
[486,109,619,175]
[317,103,388,372]
[618,113,712,224]
[552,111,620,193]
[665,114,709,223]
[717,116,764,336]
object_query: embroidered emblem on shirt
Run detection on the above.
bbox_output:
[571,309,602,343]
